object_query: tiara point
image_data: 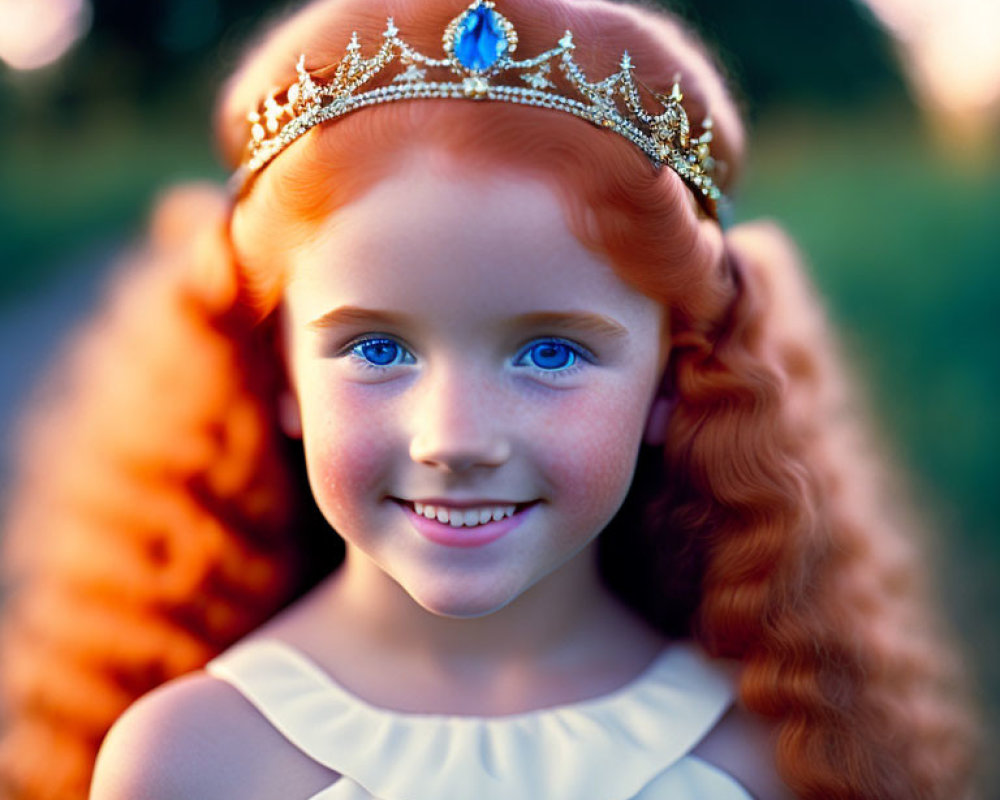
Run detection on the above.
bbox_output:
[620,51,633,71]
[384,18,398,38]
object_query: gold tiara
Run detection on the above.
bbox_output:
[233,0,724,218]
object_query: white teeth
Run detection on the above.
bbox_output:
[410,501,520,527]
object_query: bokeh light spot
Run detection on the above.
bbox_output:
[0,0,92,71]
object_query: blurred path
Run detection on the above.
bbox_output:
[0,243,119,495]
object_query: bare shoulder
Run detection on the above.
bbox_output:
[90,670,338,800]
[692,704,797,800]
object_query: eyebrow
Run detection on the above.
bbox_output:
[307,306,413,331]
[307,306,629,341]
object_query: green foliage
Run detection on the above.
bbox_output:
[0,103,221,299]
[666,0,909,115]
[739,110,1000,551]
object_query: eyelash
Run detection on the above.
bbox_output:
[338,335,594,378]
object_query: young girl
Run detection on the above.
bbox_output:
[0,0,978,798]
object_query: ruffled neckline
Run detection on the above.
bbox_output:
[207,637,738,800]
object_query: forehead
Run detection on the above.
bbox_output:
[285,158,661,328]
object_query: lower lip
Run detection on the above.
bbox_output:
[397,501,537,548]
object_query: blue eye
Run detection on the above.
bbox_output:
[514,339,590,374]
[345,336,415,369]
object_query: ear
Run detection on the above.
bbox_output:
[643,366,676,447]
[278,389,302,439]
[271,304,303,439]
[643,397,672,447]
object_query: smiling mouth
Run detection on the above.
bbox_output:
[393,499,538,528]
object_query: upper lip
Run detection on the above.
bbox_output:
[394,497,536,509]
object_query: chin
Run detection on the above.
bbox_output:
[404,580,520,620]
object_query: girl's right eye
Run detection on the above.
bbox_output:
[341,336,416,371]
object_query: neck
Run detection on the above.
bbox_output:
[287,541,672,715]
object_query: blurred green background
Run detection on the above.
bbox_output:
[1,0,997,793]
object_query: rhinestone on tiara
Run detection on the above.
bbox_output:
[234,0,723,218]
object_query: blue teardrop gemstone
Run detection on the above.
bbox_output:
[454,6,507,71]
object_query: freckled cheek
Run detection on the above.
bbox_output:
[533,388,650,528]
[299,386,397,521]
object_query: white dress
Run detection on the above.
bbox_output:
[206,638,753,800]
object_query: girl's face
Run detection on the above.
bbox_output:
[281,155,670,619]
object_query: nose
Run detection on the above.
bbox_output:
[408,364,512,472]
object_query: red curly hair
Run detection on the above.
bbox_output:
[0,0,977,798]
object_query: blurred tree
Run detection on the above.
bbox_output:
[667,0,910,115]
[4,0,908,113]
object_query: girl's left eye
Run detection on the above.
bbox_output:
[344,336,415,370]
[513,339,591,374]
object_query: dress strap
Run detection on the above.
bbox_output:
[207,637,739,800]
